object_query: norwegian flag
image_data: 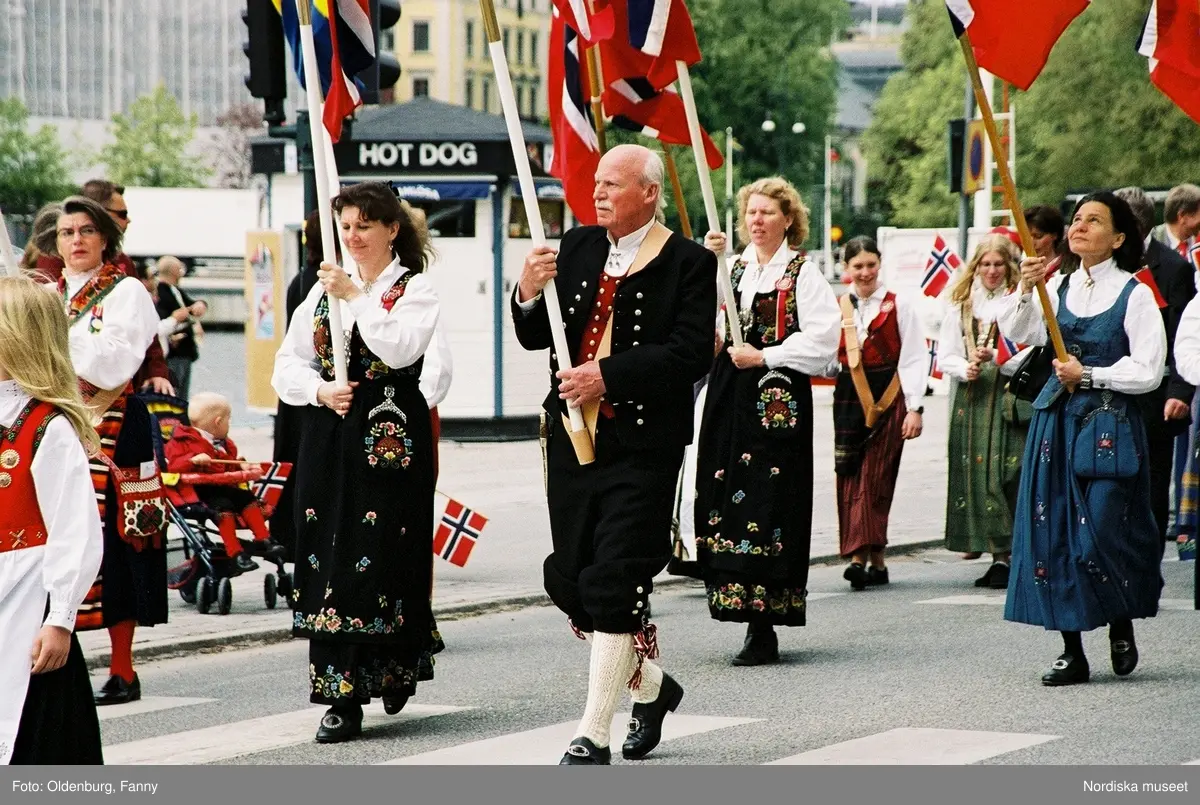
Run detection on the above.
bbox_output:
[433,498,488,568]
[922,235,961,297]
[625,0,702,90]
[606,77,723,169]
[551,0,616,44]
[927,339,943,379]
[1189,241,1200,268]
[1134,267,1169,309]
[250,462,293,514]
[995,334,1024,366]
[549,9,601,225]
[946,1,1089,91]
[275,0,374,143]
[1137,0,1200,124]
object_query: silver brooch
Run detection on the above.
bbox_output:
[368,386,407,422]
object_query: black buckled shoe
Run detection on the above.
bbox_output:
[866,566,889,586]
[383,693,410,715]
[1111,638,1139,677]
[731,630,779,667]
[844,562,868,591]
[622,673,684,759]
[315,706,363,743]
[559,737,611,765]
[987,562,1010,590]
[95,673,141,706]
[1041,653,1090,686]
[233,553,259,574]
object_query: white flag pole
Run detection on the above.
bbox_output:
[823,134,833,276]
[479,0,594,465]
[295,0,348,386]
[676,61,743,349]
[724,127,734,257]
[0,209,20,277]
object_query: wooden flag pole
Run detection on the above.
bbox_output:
[0,209,20,276]
[585,48,608,154]
[295,0,349,386]
[663,146,693,240]
[676,61,743,349]
[958,33,1068,364]
[479,0,594,465]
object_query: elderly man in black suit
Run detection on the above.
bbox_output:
[512,143,716,765]
[1115,186,1196,554]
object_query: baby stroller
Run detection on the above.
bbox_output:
[142,393,294,615]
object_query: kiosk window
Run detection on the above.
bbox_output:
[509,199,565,240]
[408,201,476,238]
[413,77,430,98]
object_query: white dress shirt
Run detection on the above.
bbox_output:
[272,258,440,407]
[733,243,840,375]
[62,271,158,391]
[993,258,1165,394]
[836,285,928,411]
[1172,296,1200,386]
[936,282,1030,381]
[419,324,454,409]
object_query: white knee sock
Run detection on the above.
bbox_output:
[629,658,663,704]
[575,631,634,747]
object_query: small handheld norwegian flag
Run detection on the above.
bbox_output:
[434,498,488,568]
[1133,267,1168,309]
[250,462,292,516]
[927,339,943,379]
[922,235,961,298]
[995,334,1024,366]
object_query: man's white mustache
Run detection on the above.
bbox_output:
[595,202,614,211]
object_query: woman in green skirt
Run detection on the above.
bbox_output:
[937,235,1031,588]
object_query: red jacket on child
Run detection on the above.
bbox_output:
[165,425,241,474]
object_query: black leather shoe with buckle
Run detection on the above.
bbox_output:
[95,673,141,706]
[844,563,868,591]
[315,706,363,743]
[1041,653,1090,686]
[731,631,779,667]
[559,737,611,765]
[383,693,410,715]
[866,566,889,586]
[622,673,684,760]
[1111,638,1139,676]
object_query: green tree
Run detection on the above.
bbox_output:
[864,0,1200,228]
[100,85,211,188]
[0,98,74,217]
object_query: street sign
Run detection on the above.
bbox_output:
[963,120,986,195]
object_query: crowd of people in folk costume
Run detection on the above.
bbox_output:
[2,154,1198,764]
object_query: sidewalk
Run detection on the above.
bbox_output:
[79,389,949,669]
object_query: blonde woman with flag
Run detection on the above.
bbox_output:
[0,275,104,764]
[937,235,1030,588]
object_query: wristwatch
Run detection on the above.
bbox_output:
[1081,366,1093,389]
[913,406,924,415]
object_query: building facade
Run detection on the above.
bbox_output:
[395,0,550,120]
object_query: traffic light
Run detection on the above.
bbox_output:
[358,0,403,105]
[242,0,287,123]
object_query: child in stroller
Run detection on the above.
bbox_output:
[164,393,285,574]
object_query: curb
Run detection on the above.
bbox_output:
[85,540,944,671]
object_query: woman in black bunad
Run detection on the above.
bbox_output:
[272,182,442,743]
[694,177,841,665]
[50,196,164,707]
[831,236,927,591]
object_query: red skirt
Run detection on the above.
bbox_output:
[836,399,907,556]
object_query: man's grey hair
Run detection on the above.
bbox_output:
[1165,183,1200,223]
[639,149,667,223]
[1114,186,1154,240]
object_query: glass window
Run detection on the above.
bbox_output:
[516,84,525,117]
[465,20,474,59]
[529,78,540,118]
[509,199,565,240]
[517,30,525,65]
[482,77,491,113]
[530,32,539,67]
[413,21,430,53]
[413,77,430,97]
[464,75,474,109]
[407,201,477,238]
[502,28,510,57]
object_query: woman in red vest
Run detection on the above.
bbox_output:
[832,236,927,590]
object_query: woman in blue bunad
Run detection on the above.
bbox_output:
[995,192,1166,686]
[272,181,442,744]
[694,177,840,666]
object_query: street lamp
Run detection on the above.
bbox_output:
[761,116,776,133]
[792,121,806,135]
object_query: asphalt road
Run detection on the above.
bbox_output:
[94,549,1200,766]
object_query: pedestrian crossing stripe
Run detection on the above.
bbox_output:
[767,728,1060,765]
[917,595,1195,611]
[381,713,760,765]
[96,696,215,722]
[103,704,469,765]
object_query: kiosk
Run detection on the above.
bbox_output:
[254,98,572,439]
